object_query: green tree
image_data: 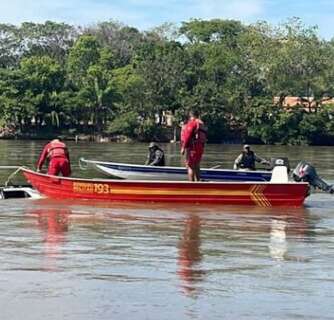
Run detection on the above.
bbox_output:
[67,35,116,132]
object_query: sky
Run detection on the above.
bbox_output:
[0,0,333,39]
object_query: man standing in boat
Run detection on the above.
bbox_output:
[37,137,71,176]
[145,142,165,166]
[181,110,207,181]
[233,145,269,170]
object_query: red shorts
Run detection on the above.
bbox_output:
[185,144,204,168]
[48,157,71,177]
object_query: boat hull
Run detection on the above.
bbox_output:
[82,159,272,182]
[22,169,308,207]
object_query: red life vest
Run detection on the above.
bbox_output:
[182,118,207,149]
[47,140,67,158]
[194,119,207,145]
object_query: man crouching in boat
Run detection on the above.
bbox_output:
[181,110,207,181]
[36,138,71,176]
[233,145,269,170]
[145,142,165,166]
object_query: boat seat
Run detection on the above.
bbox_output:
[270,166,289,183]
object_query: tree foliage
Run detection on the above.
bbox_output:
[0,18,334,144]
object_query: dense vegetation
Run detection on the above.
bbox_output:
[1,18,334,144]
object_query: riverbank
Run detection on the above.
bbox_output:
[1,126,334,146]
[0,131,135,143]
[0,125,177,143]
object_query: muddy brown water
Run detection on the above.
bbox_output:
[0,140,333,320]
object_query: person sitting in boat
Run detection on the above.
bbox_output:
[233,145,270,170]
[36,137,71,176]
[145,142,165,166]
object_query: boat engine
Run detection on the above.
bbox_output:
[292,161,334,193]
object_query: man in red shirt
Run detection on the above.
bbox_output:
[181,110,207,181]
[37,138,71,176]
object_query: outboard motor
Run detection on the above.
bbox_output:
[292,161,334,193]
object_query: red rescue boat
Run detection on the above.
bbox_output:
[21,168,309,207]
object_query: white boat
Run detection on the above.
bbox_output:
[80,158,272,182]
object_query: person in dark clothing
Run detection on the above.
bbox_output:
[145,142,165,166]
[233,145,269,170]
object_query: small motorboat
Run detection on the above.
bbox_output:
[0,165,42,200]
[21,167,309,207]
[79,158,272,182]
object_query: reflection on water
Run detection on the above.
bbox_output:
[177,214,204,296]
[26,208,70,271]
[0,140,333,319]
[269,219,287,261]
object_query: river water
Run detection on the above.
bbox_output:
[0,140,333,320]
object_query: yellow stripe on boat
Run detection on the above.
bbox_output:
[250,185,271,207]
[73,182,254,196]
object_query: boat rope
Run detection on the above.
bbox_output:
[0,166,22,169]
[79,158,89,170]
[4,166,26,187]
